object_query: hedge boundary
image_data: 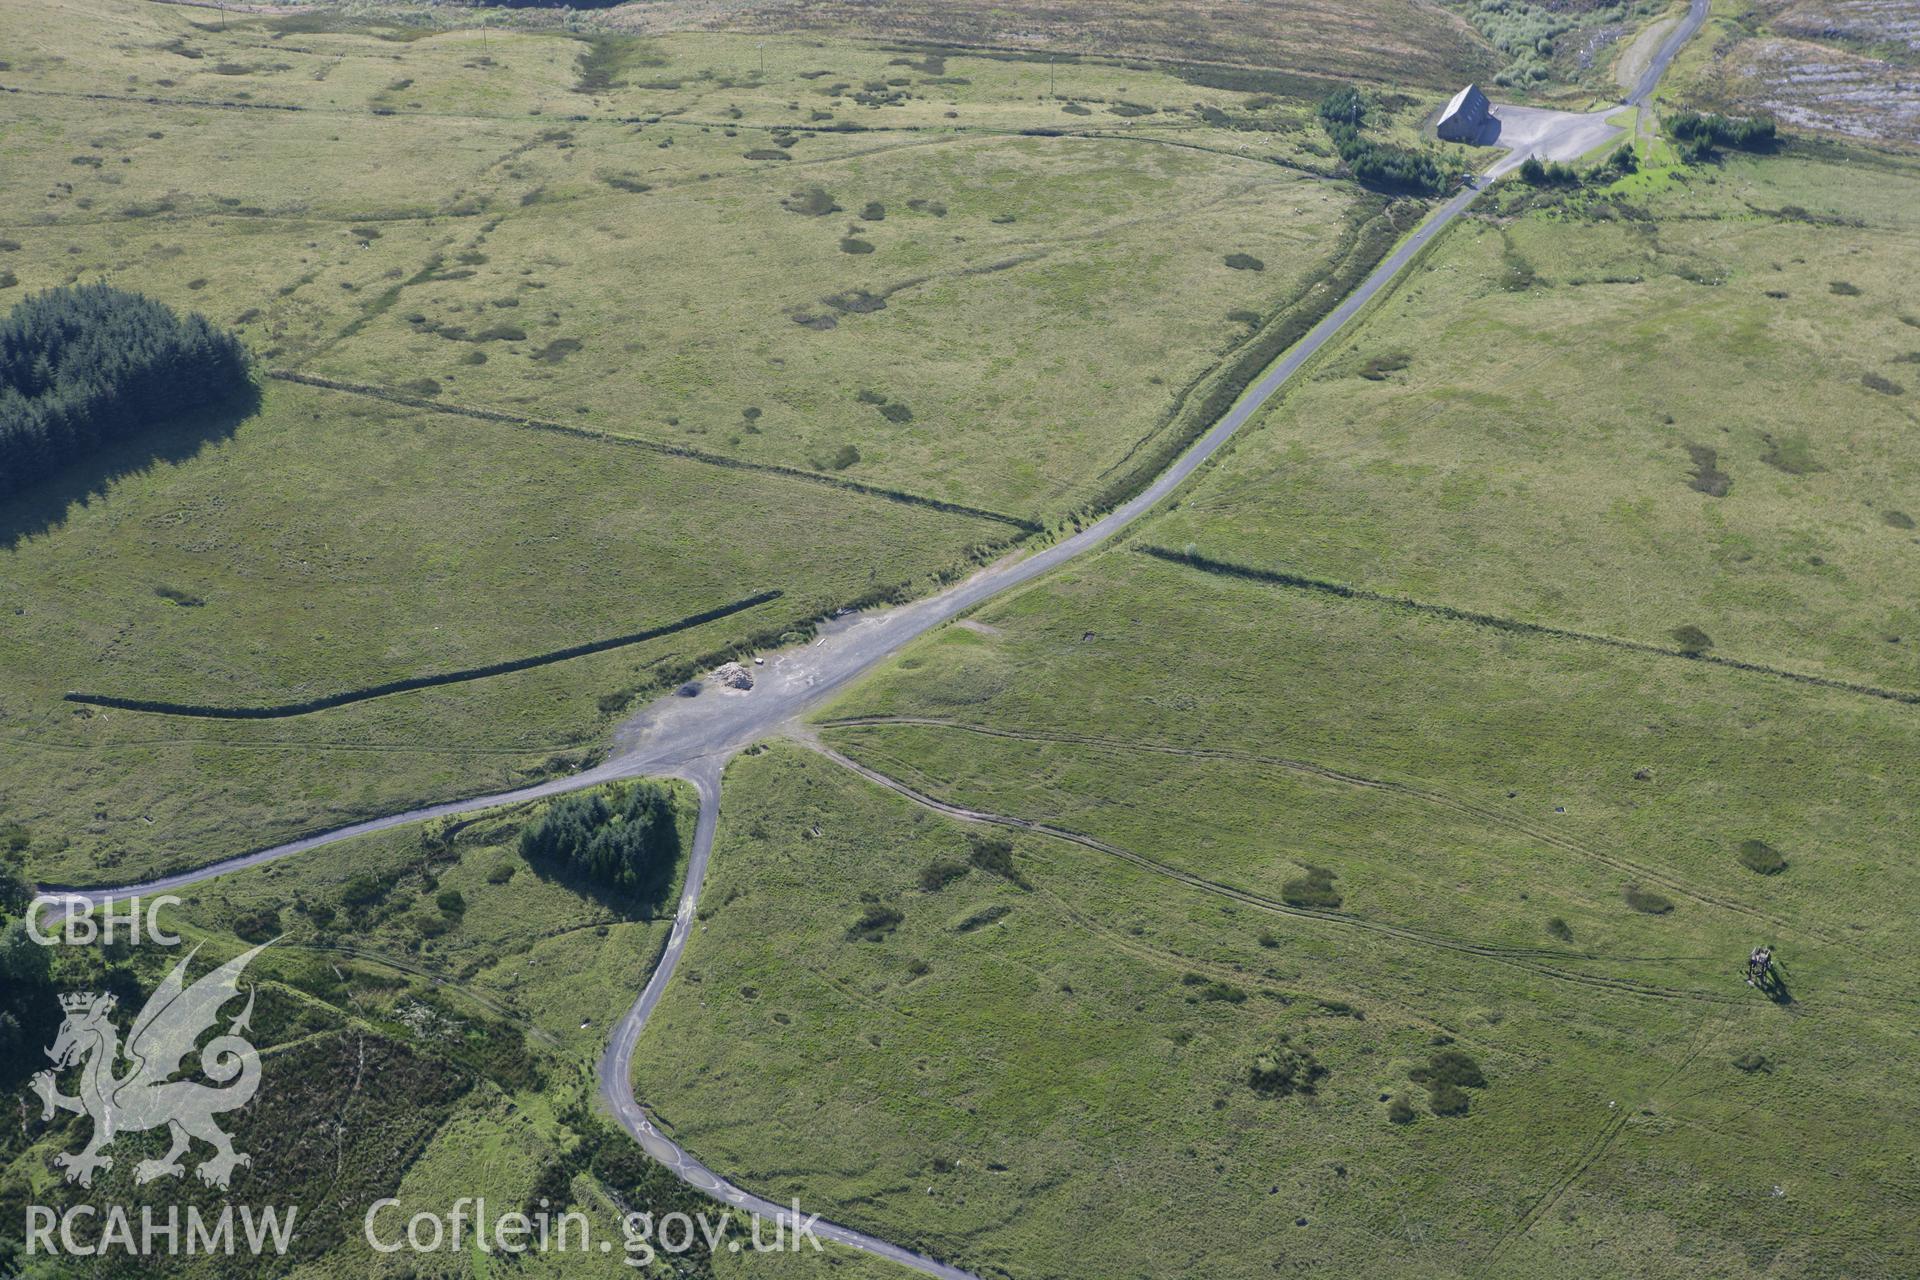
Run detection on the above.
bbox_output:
[268,371,1039,532]
[1137,546,1920,707]
[64,590,784,719]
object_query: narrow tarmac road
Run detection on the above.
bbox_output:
[47,26,1706,1273]
[1629,0,1711,108]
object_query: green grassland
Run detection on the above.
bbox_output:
[298,131,1360,514]
[619,143,1920,1277]
[1,16,1382,518]
[1,782,901,1277]
[620,544,1920,1276]
[158,779,705,1055]
[0,377,1009,884]
[1144,144,1920,691]
[0,0,1404,885]
[16,4,1917,1278]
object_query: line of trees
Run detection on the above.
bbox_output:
[0,283,251,498]
[1669,111,1777,155]
[1518,141,1639,189]
[518,782,680,905]
[1518,156,1582,187]
[1318,87,1455,196]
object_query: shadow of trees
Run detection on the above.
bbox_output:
[1,384,260,549]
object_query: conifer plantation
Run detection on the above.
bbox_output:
[0,283,250,496]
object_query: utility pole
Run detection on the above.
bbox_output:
[1049,55,1055,98]
[758,42,766,78]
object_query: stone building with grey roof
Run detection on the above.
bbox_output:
[1437,83,1492,142]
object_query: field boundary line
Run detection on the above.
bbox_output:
[1138,545,1920,707]
[268,371,1041,530]
[64,590,783,719]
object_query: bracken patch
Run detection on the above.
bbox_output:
[847,902,904,941]
[1248,1034,1326,1097]
[1760,432,1823,474]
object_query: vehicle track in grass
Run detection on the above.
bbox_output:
[808,742,1748,1008]
[1475,1005,1731,1274]
[820,715,1832,945]
[975,836,1554,1066]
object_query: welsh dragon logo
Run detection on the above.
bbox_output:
[31,942,268,1190]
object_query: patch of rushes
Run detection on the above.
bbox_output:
[1737,840,1788,875]
[1136,545,1920,707]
